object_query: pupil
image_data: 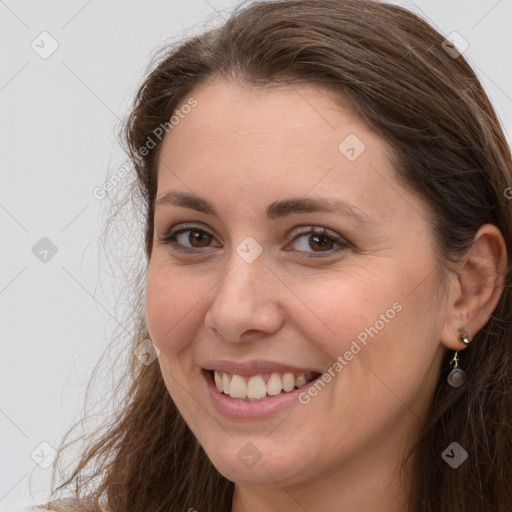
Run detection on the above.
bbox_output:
[311,234,331,251]
[191,231,209,246]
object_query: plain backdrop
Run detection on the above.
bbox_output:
[1,0,511,510]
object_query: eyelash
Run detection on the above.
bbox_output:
[158,223,351,259]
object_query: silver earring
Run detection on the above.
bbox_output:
[460,325,470,345]
[447,327,470,388]
[447,351,466,387]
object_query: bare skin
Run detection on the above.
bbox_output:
[145,79,506,512]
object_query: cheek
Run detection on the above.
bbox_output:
[144,261,205,353]
[286,267,403,359]
[289,263,442,400]
[144,264,209,414]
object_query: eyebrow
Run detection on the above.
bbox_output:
[154,191,377,224]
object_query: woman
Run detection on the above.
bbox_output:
[33,0,512,510]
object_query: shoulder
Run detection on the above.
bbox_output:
[17,508,64,512]
[17,501,107,512]
[17,508,58,512]
[17,508,56,512]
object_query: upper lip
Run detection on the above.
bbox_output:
[202,359,322,376]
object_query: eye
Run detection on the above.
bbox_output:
[158,223,220,253]
[157,223,350,258]
[286,226,350,258]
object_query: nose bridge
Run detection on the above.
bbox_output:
[219,232,270,297]
[205,240,283,341]
[214,242,269,313]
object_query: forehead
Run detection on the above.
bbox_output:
[155,79,423,228]
[161,79,365,155]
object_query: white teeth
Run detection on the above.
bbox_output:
[295,373,307,387]
[222,372,230,392]
[229,374,246,398]
[246,376,267,400]
[267,373,283,395]
[214,371,222,392]
[212,370,315,399]
[282,372,295,392]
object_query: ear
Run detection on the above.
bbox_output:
[440,224,507,351]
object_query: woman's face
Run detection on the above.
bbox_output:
[145,79,450,489]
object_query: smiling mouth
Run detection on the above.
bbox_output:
[208,370,321,401]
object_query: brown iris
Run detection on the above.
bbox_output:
[188,230,212,247]
[309,233,334,252]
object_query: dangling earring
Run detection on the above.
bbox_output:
[447,326,470,388]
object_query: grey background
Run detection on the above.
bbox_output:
[1,1,511,510]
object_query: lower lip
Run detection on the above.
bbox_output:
[203,370,314,420]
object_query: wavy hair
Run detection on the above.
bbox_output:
[40,1,512,510]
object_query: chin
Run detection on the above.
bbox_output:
[202,435,316,487]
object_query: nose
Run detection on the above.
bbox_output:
[204,247,284,343]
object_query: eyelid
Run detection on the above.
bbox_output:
[158,222,351,256]
[157,222,219,248]
[290,225,351,246]
[284,226,351,258]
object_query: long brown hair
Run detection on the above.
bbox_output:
[41,1,512,510]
